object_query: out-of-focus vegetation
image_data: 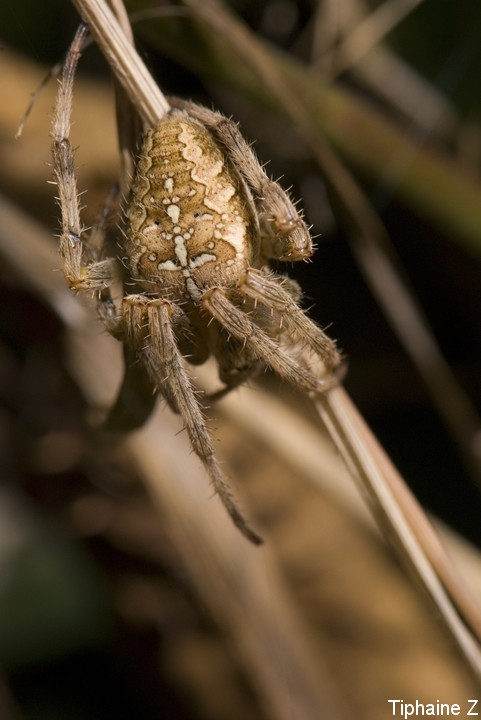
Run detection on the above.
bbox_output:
[2,1,481,718]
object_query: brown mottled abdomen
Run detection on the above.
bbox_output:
[125,112,259,300]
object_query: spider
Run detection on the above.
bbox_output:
[51,26,342,545]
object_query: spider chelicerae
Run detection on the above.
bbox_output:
[51,26,342,544]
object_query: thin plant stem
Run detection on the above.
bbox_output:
[71,0,169,125]
[329,0,426,77]
[68,0,481,680]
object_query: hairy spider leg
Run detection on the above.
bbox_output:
[202,287,333,393]
[51,24,118,292]
[121,295,263,545]
[239,269,342,373]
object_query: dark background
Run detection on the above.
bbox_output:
[2,1,481,717]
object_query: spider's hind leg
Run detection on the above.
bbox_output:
[202,287,333,394]
[239,268,343,377]
[121,295,262,545]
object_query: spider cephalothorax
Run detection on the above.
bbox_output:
[52,28,342,544]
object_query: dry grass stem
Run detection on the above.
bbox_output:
[328,0,426,77]
[212,375,481,609]
[64,0,481,679]
[107,0,144,191]
[315,390,481,662]
[310,0,344,73]
[311,0,456,136]
[347,221,481,486]
[71,0,169,125]
[178,0,481,675]
[177,0,481,488]
[10,0,479,689]
[352,48,458,137]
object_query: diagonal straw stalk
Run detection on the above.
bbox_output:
[72,0,169,125]
[69,0,481,680]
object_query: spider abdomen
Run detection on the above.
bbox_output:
[125,113,259,300]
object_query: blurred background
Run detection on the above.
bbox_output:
[1,0,481,718]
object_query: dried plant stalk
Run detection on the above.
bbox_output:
[174,0,481,487]
[65,0,481,680]
[327,0,426,76]
[72,0,168,125]
[176,0,481,670]
[316,390,481,660]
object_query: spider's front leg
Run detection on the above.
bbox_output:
[121,295,262,546]
[51,24,117,293]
